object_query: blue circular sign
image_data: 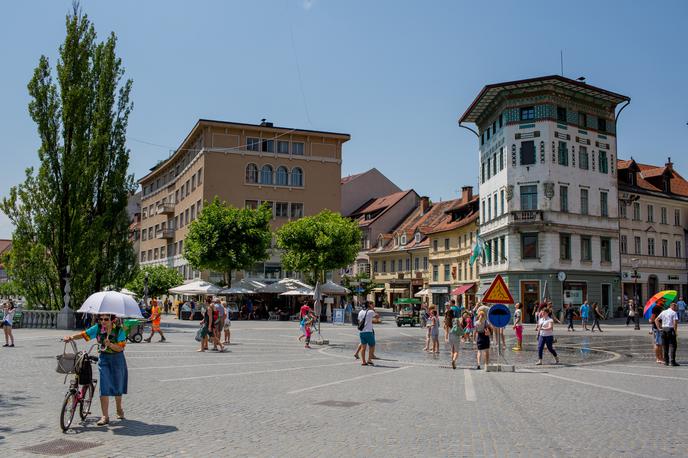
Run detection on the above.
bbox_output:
[487,303,511,328]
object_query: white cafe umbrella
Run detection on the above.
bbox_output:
[320,280,350,296]
[279,287,314,296]
[220,286,256,295]
[168,280,221,295]
[77,291,144,318]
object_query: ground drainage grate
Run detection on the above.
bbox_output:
[20,439,102,456]
[314,400,362,408]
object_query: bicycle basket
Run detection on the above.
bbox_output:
[55,340,78,374]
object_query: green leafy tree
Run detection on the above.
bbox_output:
[276,210,361,283]
[125,265,183,298]
[342,271,376,300]
[184,198,272,286]
[0,5,135,309]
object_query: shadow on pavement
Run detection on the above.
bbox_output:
[69,419,178,437]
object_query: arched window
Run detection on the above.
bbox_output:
[245,163,258,183]
[290,167,303,187]
[276,166,288,186]
[260,165,273,185]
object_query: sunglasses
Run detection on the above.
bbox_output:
[98,317,111,321]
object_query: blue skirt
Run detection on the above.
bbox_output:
[98,352,128,397]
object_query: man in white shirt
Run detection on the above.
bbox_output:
[655,302,680,366]
[357,302,378,366]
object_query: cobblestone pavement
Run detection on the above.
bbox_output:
[1,317,687,457]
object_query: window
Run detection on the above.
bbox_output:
[260,165,273,184]
[558,141,568,166]
[633,202,641,221]
[190,204,196,221]
[485,240,492,264]
[560,186,569,212]
[619,203,627,219]
[481,201,485,223]
[560,233,571,260]
[520,185,538,211]
[290,203,303,218]
[276,166,288,186]
[481,162,485,184]
[405,258,410,272]
[486,127,490,141]
[500,237,505,263]
[290,167,303,187]
[245,163,258,183]
[481,132,485,146]
[493,239,499,263]
[245,200,258,209]
[292,142,304,155]
[600,192,608,217]
[601,237,611,262]
[142,229,147,241]
[382,261,386,273]
[191,175,196,190]
[580,189,589,215]
[557,106,567,123]
[492,153,497,176]
[520,106,535,121]
[647,204,654,222]
[521,233,538,259]
[499,149,504,171]
[444,238,450,250]
[261,139,274,153]
[620,235,627,254]
[499,113,503,128]
[433,239,438,252]
[581,236,592,261]
[277,141,289,154]
[487,157,491,179]
[500,190,505,215]
[648,238,655,256]
[140,251,145,262]
[390,260,395,273]
[247,137,259,151]
[492,121,497,135]
[487,196,492,220]
[444,264,450,281]
[520,141,536,165]
[373,261,378,273]
[423,257,428,270]
[579,112,587,128]
[197,168,203,185]
[579,146,589,170]
[400,234,406,245]
[675,209,681,226]
[662,239,668,257]
[414,257,419,271]
[676,240,682,258]
[661,207,667,224]
[599,151,608,174]
[634,236,641,255]
[598,117,607,132]
[432,265,438,282]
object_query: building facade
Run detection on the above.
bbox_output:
[341,168,401,218]
[460,75,630,321]
[138,119,350,283]
[618,158,688,302]
[426,187,480,309]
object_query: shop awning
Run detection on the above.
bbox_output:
[476,283,491,296]
[451,283,476,296]
[371,287,385,292]
[429,286,448,294]
[414,288,430,297]
[387,288,409,293]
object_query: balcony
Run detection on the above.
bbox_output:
[156,229,174,239]
[157,203,175,215]
[510,210,543,222]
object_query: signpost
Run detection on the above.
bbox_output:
[333,308,345,325]
[482,274,515,304]
[481,275,516,372]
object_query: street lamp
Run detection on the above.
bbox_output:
[631,257,640,330]
[143,271,149,309]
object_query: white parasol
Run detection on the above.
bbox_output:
[77,291,144,318]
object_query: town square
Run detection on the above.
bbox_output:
[1,1,687,457]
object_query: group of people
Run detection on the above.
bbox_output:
[2,301,16,347]
[649,299,681,366]
[197,297,232,352]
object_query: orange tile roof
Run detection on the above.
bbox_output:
[350,190,415,227]
[340,172,364,185]
[618,159,688,197]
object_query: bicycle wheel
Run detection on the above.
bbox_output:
[60,392,77,432]
[79,383,95,420]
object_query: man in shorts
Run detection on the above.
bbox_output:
[357,302,378,366]
[213,299,225,348]
[144,299,166,343]
[580,301,590,331]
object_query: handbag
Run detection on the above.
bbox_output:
[195,327,203,342]
[55,341,78,374]
[357,311,369,332]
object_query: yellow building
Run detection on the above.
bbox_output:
[426,187,480,310]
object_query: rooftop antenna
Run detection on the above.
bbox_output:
[560,50,564,76]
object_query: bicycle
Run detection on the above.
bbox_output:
[56,340,99,432]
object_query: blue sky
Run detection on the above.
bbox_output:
[1,0,687,238]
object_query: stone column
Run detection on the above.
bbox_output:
[57,265,76,330]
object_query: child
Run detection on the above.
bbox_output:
[512,302,523,351]
[461,311,473,343]
[303,313,314,349]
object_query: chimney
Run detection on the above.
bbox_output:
[666,157,673,171]
[420,196,430,215]
[461,186,473,203]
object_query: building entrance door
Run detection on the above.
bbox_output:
[648,275,659,298]
[521,280,540,323]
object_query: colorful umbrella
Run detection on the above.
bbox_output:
[643,290,677,320]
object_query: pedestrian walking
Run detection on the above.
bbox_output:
[590,302,604,332]
[461,311,473,343]
[222,301,231,344]
[144,299,166,343]
[2,301,16,347]
[423,305,436,352]
[63,314,128,426]
[473,311,492,370]
[655,302,680,366]
[580,301,590,330]
[357,302,377,366]
[298,303,310,342]
[443,309,463,369]
[565,303,575,332]
[303,312,314,349]
[213,299,225,345]
[449,299,461,319]
[677,296,686,323]
[625,299,637,326]
[429,309,440,354]
[649,301,665,364]
[535,308,559,365]
[512,302,523,351]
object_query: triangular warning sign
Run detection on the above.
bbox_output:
[482,274,514,304]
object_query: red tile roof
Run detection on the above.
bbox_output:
[350,190,415,227]
[618,159,688,197]
[0,240,11,255]
[340,172,364,185]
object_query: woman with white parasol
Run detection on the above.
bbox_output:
[62,291,143,426]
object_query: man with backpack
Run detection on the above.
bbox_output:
[357,302,378,366]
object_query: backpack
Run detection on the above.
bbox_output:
[75,352,93,385]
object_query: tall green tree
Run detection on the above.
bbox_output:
[276,210,361,284]
[184,198,272,286]
[0,5,135,309]
[125,265,183,299]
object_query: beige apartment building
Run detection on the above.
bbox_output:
[138,119,350,282]
[426,187,480,309]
